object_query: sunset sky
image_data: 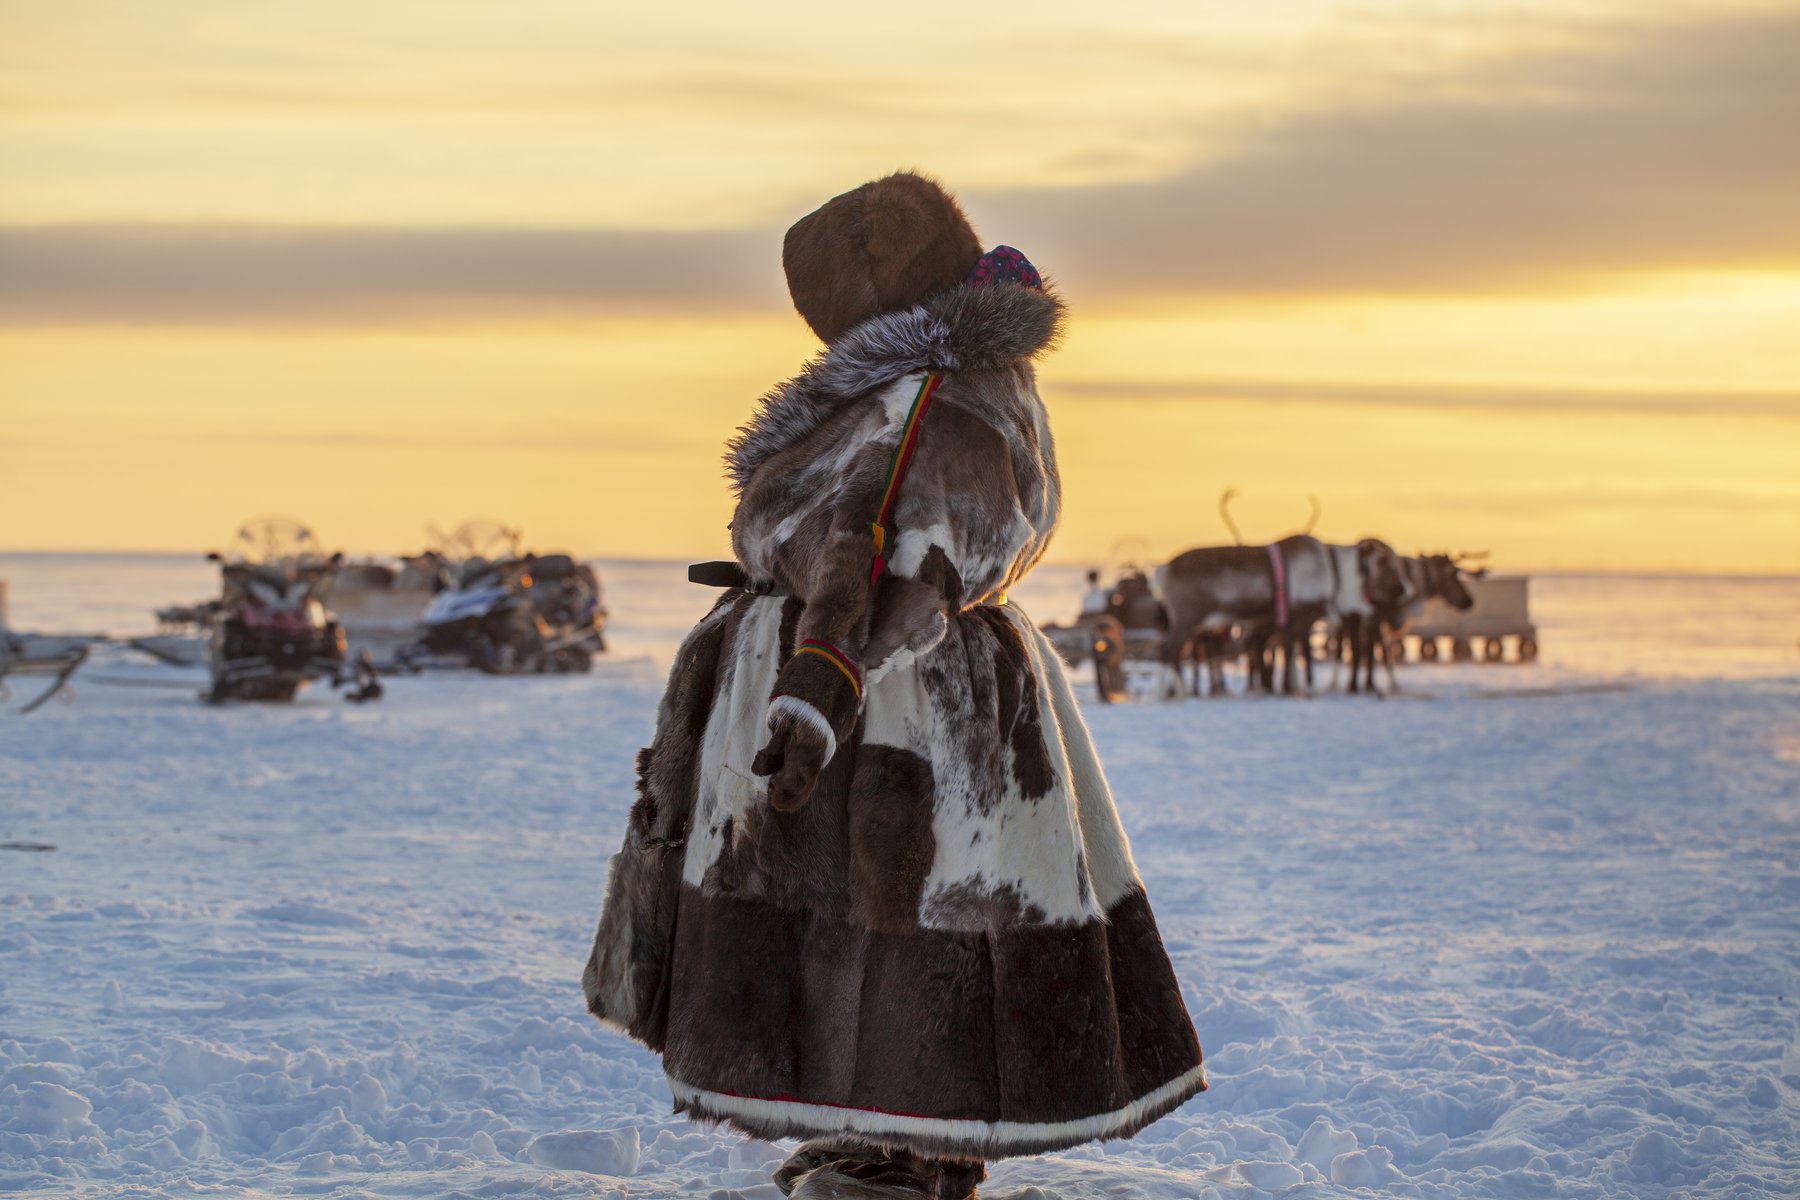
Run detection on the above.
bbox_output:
[3,0,1797,572]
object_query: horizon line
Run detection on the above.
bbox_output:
[1,547,1796,582]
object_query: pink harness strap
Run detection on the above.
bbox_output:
[1267,543,1289,628]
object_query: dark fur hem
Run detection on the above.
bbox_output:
[667,1063,1207,1161]
[654,884,1204,1141]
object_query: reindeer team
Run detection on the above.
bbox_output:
[1084,493,1480,700]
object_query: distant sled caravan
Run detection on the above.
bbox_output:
[1045,539,1511,700]
[1151,536,1407,698]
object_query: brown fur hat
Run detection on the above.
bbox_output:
[783,172,983,345]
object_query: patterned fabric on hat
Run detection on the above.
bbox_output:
[965,245,1043,291]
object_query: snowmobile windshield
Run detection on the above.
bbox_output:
[226,518,329,568]
[223,517,330,577]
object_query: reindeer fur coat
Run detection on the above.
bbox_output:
[583,280,1205,1161]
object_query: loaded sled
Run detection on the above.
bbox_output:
[1392,574,1539,665]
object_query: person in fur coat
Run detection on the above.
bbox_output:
[584,172,1206,1200]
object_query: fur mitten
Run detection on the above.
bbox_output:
[754,639,863,810]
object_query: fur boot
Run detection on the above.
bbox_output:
[789,1167,934,1199]
[777,1141,983,1200]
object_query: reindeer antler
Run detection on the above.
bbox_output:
[1219,488,1243,545]
[1450,550,1492,579]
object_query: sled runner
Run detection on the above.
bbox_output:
[0,628,91,714]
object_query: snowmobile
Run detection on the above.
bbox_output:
[522,553,608,669]
[399,551,605,674]
[202,518,355,703]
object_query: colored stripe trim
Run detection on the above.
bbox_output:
[869,373,944,585]
[795,640,862,699]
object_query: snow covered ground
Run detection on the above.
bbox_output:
[2,557,1797,1198]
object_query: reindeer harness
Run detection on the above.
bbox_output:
[1266,543,1290,629]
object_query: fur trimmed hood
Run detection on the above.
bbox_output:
[726,281,1065,494]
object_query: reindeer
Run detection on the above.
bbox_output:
[1152,546,1261,697]
[1153,493,1338,698]
[1367,554,1478,692]
[1229,492,1336,694]
[1154,533,1337,697]
[1324,538,1409,695]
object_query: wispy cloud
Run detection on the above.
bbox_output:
[197,425,703,454]
[977,5,1800,297]
[1052,377,1800,420]
[2,6,1796,324]
[1393,481,1800,517]
[0,225,782,325]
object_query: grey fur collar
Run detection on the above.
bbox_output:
[725,283,1065,493]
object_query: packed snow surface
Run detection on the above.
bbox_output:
[2,557,1797,1198]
